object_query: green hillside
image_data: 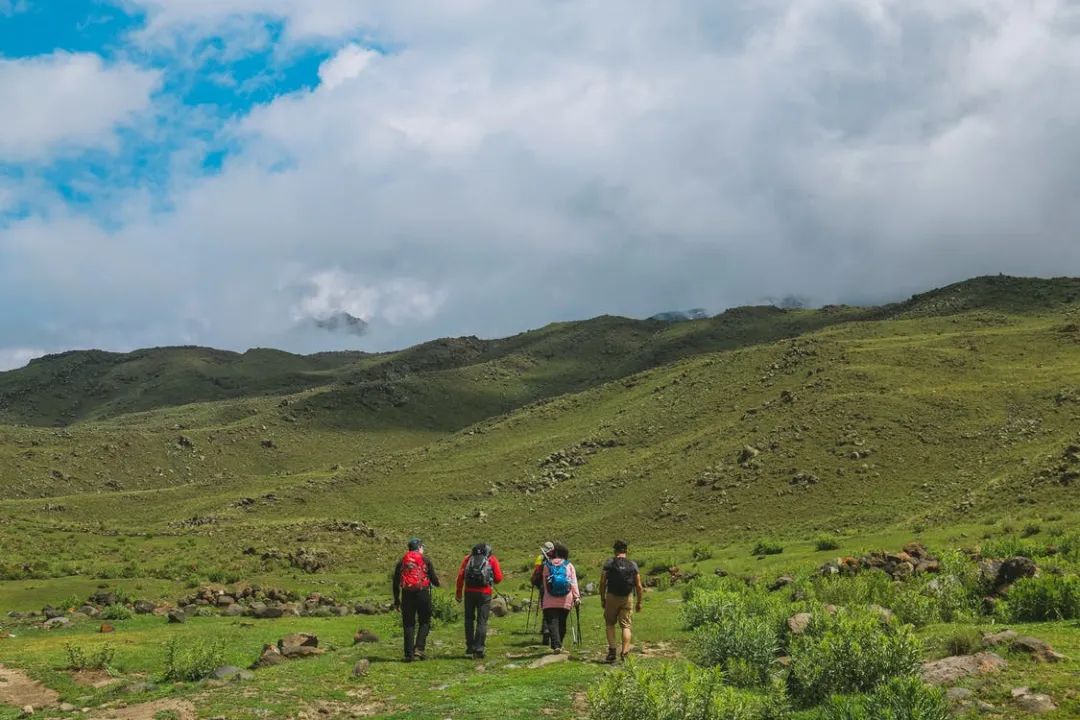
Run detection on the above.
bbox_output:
[0,275,1078,719]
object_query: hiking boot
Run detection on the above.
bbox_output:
[605,647,617,664]
[474,649,485,660]
[414,649,426,661]
[403,655,414,663]
[464,649,474,659]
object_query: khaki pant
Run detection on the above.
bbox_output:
[604,594,633,629]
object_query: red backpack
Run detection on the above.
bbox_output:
[400,551,429,591]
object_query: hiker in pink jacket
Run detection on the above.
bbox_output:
[540,543,580,652]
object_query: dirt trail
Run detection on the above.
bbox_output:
[88,699,197,720]
[0,664,60,709]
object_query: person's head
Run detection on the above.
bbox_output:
[613,540,628,556]
[540,541,555,558]
[472,542,491,557]
[407,537,424,553]
[552,542,570,560]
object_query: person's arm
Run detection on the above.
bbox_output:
[570,563,581,605]
[455,556,467,601]
[599,569,608,605]
[491,555,504,584]
[426,557,441,588]
[392,560,403,608]
[634,570,644,612]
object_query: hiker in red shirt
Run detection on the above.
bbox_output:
[455,543,504,659]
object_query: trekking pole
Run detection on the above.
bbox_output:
[574,603,582,646]
[524,586,535,631]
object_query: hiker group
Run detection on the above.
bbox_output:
[391,538,643,663]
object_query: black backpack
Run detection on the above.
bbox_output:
[464,544,494,588]
[605,557,638,596]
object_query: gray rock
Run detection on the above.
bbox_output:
[490,597,509,618]
[946,687,973,703]
[133,600,155,614]
[787,613,812,635]
[253,605,285,619]
[1011,636,1067,663]
[43,616,70,629]
[77,605,100,618]
[42,606,65,620]
[220,604,245,617]
[1012,689,1056,714]
[352,659,370,677]
[768,576,794,592]
[279,633,322,658]
[528,653,569,669]
[211,665,244,680]
[922,653,1007,685]
[167,609,186,624]
[354,603,379,616]
[982,629,1018,646]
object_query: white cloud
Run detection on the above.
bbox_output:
[0,52,161,162]
[318,44,376,90]
[0,348,44,371]
[0,0,30,17]
[3,1,1080,357]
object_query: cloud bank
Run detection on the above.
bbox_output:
[1,0,1079,368]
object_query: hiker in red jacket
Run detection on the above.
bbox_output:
[455,542,503,659]
[392,538,440,662]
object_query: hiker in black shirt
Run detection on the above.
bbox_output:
[392,537,440,661]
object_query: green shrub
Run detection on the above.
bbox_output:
[430,590,460,625]
[787,608,922,706]
[587,660,790,720]
[943,629,983,657]
[1021,523,1041,538]
[162,637,225,682]
[1004,574,1080,621]
[101,604,133,621]
[64,642,116,671]
[691,545,713,562]
[822,677,949,720]
[752,540,784,556]
[814,535,840,552]
[683,585,788,687]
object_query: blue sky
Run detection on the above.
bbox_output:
[1,0,1079,370]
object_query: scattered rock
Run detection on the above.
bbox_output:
[768,576,794,592]
[354,603,379,616]
[99,624,114,634]
[166,610,186,624]
[42,606,64,620]
[922,652,1007,685]
[1011,636,1067,663]
[353,630,378,644]
[1012,688,1056,714]
[278,633,323,658]
[490,597,509,617]
[983,629,1018,646]
[352,660,370,678]
[946,687,973,703]
[528,653,569,669]
[252,606,285,619]
[133,600,155,615]
[210,666,245,681]
[251,644,283,669]
[220,604,245,618]
[42,617,70,630]
[787,613,812,635]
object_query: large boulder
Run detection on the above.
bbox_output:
[1012,688,1056,714]
[997,557,1038,586]
[251,644,283,669]
[167,610,186,624]
[922,652,1007,685]
[133,600,156,614]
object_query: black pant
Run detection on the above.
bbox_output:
[543,607,570,649]
[401,589,432,658]
[463,593,491,653]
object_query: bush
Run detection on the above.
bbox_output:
[691,545,713,562]
[101,604,133,621]
[1004,575,1080,621]
[683,585,788,687]
[64,642,116,671]
[430,590,460,625]
[787,608,922,706]
[814,535,840,552]
[1021,523,1042,538]
[943,629,983,657]
[752,540,784,556]
[162,637,225,682]
[587,660,790,720]
[822,677,949,720]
